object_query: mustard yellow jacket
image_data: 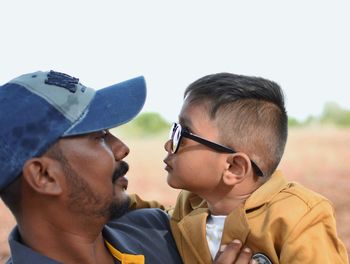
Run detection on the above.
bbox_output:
[169,171,348,264]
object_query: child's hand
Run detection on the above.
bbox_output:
[214,239,256,264]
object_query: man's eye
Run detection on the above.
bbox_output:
[98,130,108,140]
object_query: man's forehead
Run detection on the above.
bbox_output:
[61,130,104,139]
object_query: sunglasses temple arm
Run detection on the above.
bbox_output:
[184,132,235,153]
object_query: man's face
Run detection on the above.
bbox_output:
[51,130,130,221]
[163,100,229,197]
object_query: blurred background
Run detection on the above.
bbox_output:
[1,0,349,262]
[1,113,350,262]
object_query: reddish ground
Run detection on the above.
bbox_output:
[1,127,349,263]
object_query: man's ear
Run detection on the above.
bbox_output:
[22,157,62,195]
[222,153,251,186]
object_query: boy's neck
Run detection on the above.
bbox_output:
[205,179,263,215]
[207,193,252,215]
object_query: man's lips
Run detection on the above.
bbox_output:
[112,161,129,182]
[115,176,128,190]
[112,161,129,190]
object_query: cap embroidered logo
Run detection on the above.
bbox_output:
[45,70,81,93]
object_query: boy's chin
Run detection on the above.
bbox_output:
[166,175,183,190]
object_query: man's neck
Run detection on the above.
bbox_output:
[18,220,115,264]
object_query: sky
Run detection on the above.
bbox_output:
[1,0,349,122]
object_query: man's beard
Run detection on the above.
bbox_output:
[109,161,130,219]
[62,159,131,221]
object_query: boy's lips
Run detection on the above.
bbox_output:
[163,159,172,171]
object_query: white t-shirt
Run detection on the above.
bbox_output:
[206,214,227,260]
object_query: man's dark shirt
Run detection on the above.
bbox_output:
[6,208,183,264]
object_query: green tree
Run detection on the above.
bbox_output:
[114,112,170,137]
[132,112,170,133]
[288,116,302,127]
[320,102,350,127]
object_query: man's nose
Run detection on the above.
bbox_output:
[110,137,130,160]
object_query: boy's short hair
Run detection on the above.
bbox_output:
[184,73,288,177]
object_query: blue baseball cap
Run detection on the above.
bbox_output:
[0,70,146,191]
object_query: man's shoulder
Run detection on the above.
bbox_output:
[104,209,183,263]
[108,208,170,228]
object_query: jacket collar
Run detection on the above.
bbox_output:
[172,170,289,254]
[182,170,288,212]
[177,208,212,263]
[244,170,288,210]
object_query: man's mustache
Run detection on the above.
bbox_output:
[112,161,129,183]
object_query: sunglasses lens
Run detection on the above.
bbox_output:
[169,123,176,140]
[170,123,181,153]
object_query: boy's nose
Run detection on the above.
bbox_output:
[164,139,172,153]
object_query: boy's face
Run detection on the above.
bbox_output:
[164,100,230,197]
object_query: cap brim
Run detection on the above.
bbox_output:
[63,76,146,136]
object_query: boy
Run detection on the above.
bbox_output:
[162,73,348,264]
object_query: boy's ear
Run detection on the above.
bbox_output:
[222,153,251,186]
[22,157,62,195]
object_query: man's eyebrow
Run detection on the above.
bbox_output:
[90,130,107,137]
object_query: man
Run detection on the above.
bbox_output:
[0,71,253,264]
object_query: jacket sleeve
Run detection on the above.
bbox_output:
[128,193,166,210]
[280,200,349,264]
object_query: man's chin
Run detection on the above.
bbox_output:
[108,195,131,220]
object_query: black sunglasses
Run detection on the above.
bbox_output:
[169,122,264,177]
